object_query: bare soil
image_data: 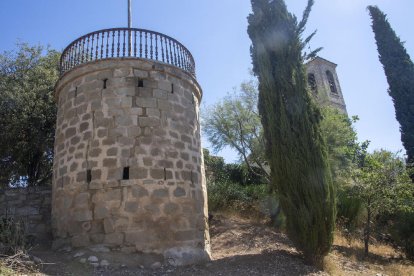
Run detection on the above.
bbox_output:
[16,214,414,275]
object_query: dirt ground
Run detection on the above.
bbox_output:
[22,214,413,275]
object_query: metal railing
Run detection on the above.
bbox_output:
[60,28,196,77]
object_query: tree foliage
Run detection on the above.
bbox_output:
[247,0,335,267]
[353,150,414,256]
[0,43,60,188]
[368,6,414,167]
[202,79,269,182]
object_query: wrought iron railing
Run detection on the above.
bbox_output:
[60,28,196,77]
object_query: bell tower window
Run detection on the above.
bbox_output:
[307,73,317,94]
[326,70,337,93]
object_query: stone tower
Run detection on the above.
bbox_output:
[52,28,210,266]
[305,56,348,114]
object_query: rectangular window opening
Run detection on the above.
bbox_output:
[87,169,92,183]
[103,79,108,89]
[164,168,167,181]
[171,83,174,94]
[123,167,130,180]
[75,86,78,97]
[138,79,144,87]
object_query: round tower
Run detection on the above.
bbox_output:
[52,28,210,266]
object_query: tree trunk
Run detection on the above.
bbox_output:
[364,205,371,257]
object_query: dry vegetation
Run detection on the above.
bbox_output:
[0,213,413,275]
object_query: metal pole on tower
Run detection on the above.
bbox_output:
[128,0,132,56]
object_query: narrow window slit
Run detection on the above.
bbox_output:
[138,79,144,87]
[87,169,92,183]
[123,167,130,180]
[171,83,174,94]
[191,170,193,185]
[75,86,78,97]
[103,79,108,89]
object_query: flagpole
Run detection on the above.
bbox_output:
[128,0,132,56]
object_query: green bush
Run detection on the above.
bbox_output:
[390,211,414,260]
[207,180,267,212]
[336,186,362,231]
[0,217,28,255]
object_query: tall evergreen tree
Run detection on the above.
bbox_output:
[368,6,414,169]
[247,0,335,267]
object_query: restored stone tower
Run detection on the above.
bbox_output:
[305,56,348,114]
[52,28,210,265]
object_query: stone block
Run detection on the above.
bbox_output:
[103,218,114,234]
[65,127,76,139]
[137,87,152,97]
[115,115,133,126]
[180,152,189,161]
[120,97,133,108]
[143,157,152,166]
[158,80,172,92]
[174,187,186,198]
[105,189,121,201]
[72,234,90,247]
[127,126,141,137]
[152,189,168,198]
[181,135,192,144]
[74,210,93,222]
[153,89,168,99]
[130,167,148,179]
[157,99,170,111]
[103,158,117,167]
[113,68,130,77]
[133,69,149,78]
[150,168,164,180]
[89,148,102,158]
[116,87,135,97]
[163,202,179,215]
[94,205,109,220]
[136,97,157,108]
[107,147,118,156]
[74,193,90,208]
[146,108,160,117]
[125,201,139,212]
[104,232,124,245]
[139,117,160,127]
[131,186,149,198]
[108,127,127,138]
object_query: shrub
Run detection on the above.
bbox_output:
[0,217,28,255]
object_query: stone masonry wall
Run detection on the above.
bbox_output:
[0,187,52,241]
[52,59,210,265]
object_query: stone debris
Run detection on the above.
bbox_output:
[150,262,162,269]
[100,260,110,267]
[73,251,85,258]
[88,256,99,263]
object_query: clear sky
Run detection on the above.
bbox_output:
[0,0,413,162]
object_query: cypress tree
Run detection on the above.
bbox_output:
[247,0,335,268]
[368,6,414,170]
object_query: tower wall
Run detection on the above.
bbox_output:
[52,59,210,265]
[305,57,348,114]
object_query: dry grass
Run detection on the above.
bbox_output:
[325,231,414,275]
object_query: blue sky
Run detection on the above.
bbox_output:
[1,0,413,162]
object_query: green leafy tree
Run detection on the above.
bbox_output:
[368,6,414,169]
[0,43,60,187]
[247,0,335,267]
[353,150,414,256]
[202,79,270,182]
